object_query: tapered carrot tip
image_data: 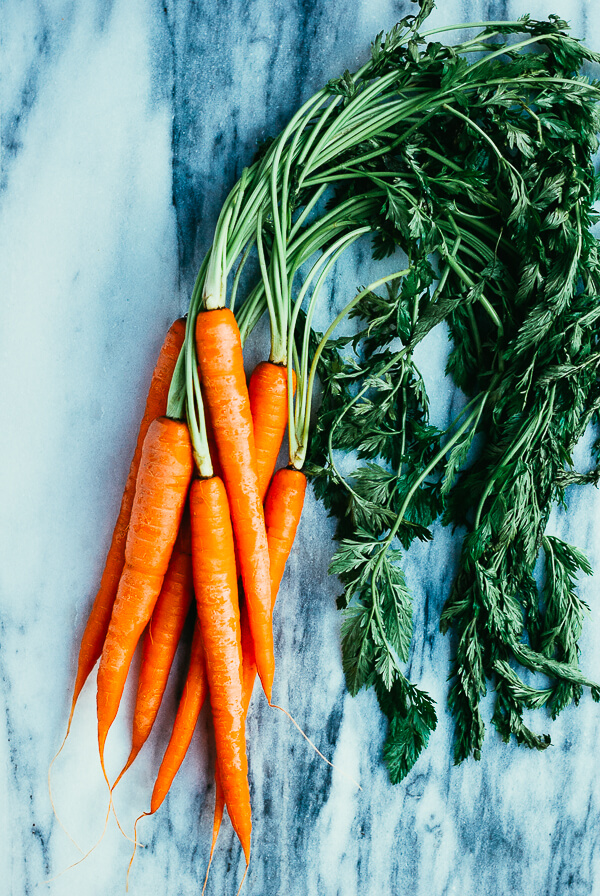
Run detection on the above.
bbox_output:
[148,617,208,815]
[70,318,186,715]
[98,728,109,774]
[112,747,139,791]
[203,770,226,895]
[190,475,252,860]
[236,858,250,895]
[96,417,193,764]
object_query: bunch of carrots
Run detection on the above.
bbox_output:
[57,7,508,881]
[51,8,600,889]
[54,108,381,885]
[59,287,309,876]
[55,48,373,879]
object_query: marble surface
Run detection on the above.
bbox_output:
[3,1,600,894]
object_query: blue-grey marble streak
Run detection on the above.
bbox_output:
[2,1,600,894]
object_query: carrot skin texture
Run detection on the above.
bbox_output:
[235,469,307,699]
[96,416,193,763]
[206,770,225,886]
[195,308,273,702]
[207,604,255,878]
[119,513,194,778]
[190,475,251,862]
[264,468,307,600]
[248,362,296,502]
[207,469,306,860]
[70,319,186,721]
[150,617,208,814]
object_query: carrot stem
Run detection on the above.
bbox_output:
[292,267,410,469]
[229,239,255,313]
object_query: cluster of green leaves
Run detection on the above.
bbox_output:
[300,1,600,779]
[305,305,442,782]
[230,0,600,782]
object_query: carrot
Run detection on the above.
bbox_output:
[96,416,193,771]
[150,617,208,814]
[67,318,186,730]
[203,769,225,896]
[233,468,307,711]
[263,467,307,598]
[127,617,208,886]
[190,474,251,863]
[248,362,296,502]
[205,468,306,877]
[204,598,256,885]
[195,308,273,702]
[113,511,194,787]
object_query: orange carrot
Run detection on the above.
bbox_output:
[96,416,193,772]
[128,422,218,802]
[190,474,251,863]
[204,599,255,885]
[113,511,194,787]
[150,617,208,814]
[195,308,273,702]
[248,362,296,502]
[203,769,225,895]
[263,468,307,598]
[127,618,207,885]
[232,469,308,714]
[205,468,306,875]
[68,319,186,730]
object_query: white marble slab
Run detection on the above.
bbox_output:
[3,1,600,894]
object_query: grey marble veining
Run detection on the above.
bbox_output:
[3,1,600,894]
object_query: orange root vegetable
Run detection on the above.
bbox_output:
[150,617,208,814]
[204,768,225,894]
[205,468,306,870]
[190,474,251,864]
[248,362,296,502]
[205,599,256,881]
[128,617,208,884]
[195,308,272,702]
[263,468,307,600]
[96,416,193,770]
[68,319,186,729]
[113,512,194,787]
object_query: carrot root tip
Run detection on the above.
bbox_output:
[126,812,151,891]
[235,854,251,896]
[44,799,112,883]
[270,701,362,791]
[111,748,139,792]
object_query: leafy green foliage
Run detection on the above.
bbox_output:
[297,6,600,781]
[378,679,437,784]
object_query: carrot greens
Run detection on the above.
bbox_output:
[65,8,600,852]
[171,0,600,781]
[299,3,600,779]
